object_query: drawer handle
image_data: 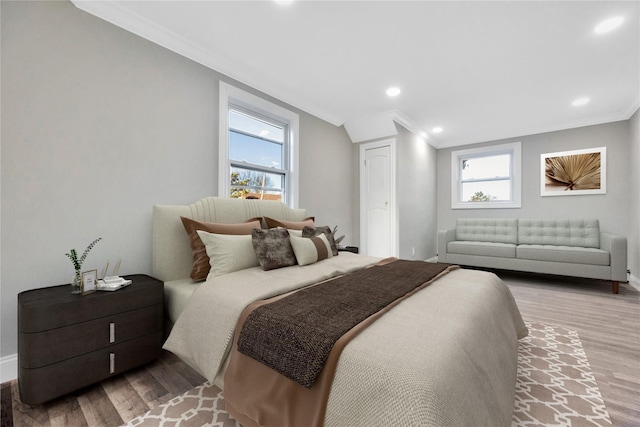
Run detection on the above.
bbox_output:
[110,353,115,374]
[109,322,115,343]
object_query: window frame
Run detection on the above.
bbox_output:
[219,82,299,207]
[451,141,521,209]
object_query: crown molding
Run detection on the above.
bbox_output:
[70,1,344,127]
[436,108,639,149]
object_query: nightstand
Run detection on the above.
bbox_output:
[338,246,359,254]
[18,274,163,405]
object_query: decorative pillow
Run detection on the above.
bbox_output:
[302,225,338,256]
[181,217,262,281]
[290,234,334,266]
[264,217,315,230]
[251,228,297,271]
[196,231,259,279]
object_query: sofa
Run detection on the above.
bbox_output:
[438,218,627,294]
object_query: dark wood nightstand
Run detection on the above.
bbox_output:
[18,274,163,405]
[338,246,359,254]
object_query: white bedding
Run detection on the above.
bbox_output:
[163,252,381,381]
[163,253,527,426]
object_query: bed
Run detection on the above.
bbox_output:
[155,196,528,427]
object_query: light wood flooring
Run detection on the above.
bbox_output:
[2,270,639,427]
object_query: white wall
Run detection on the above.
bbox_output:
[437,120,634,267]
[0,1,356,361]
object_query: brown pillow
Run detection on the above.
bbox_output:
[264,217,315,230]
[181,216,262,281]
[302,225,338,256]
[251,228,297,271]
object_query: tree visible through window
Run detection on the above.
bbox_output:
[461,154,512,202]
[228,108,287,201]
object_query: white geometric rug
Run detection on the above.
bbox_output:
[512,322,611,427]
[124,322,611,427]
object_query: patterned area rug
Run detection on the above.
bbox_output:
[124,322,611,427]
[513,322,611,427]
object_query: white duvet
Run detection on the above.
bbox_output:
[163,253,528,426]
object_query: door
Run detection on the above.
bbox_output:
[360,139,397,257]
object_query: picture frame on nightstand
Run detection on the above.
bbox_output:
[82,269,98,295]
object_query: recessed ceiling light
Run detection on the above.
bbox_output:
[386,87,401,97]
[594,16,624,34]
[572,97,590,107]
[432,126,444,133]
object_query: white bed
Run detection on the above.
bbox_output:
[154,196,528,427]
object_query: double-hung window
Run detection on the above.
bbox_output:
[451,141,521,209]
[219,82,299,207]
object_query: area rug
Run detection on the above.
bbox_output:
[124,322,611,427]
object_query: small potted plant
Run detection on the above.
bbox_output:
[65,238,101,294]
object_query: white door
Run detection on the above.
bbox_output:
[360,139,397,257]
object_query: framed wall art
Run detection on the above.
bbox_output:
[541,147,606,196]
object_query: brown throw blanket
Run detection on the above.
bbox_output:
[225,259,458,427]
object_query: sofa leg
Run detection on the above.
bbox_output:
[612,281,619,294]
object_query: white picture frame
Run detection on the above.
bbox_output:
[541,147,606,196]
[82,269,98,295]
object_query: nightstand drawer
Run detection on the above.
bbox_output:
[19,304,163,368]
[19,331,163,405]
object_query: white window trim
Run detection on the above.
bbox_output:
[219,81,299,208]
[451,141,521,209]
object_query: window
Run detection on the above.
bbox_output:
[451,142,521,209]
[219,82,299,206]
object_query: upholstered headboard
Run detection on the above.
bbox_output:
[152,197,307,282]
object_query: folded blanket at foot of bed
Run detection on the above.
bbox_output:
[237,260,456,389]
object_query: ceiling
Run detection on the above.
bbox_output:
[72,1,639,148]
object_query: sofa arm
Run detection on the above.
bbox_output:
[601,232,628,282]
[437,229,456,263]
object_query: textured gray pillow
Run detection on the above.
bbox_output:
[302,226,338,256]
[252,228,297,271]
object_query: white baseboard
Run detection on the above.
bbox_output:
[1,353,17,383]
[426,256,438,263]
[628,274,640,292]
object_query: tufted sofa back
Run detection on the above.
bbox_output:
[518,219,600,248]
[456,218,518,244]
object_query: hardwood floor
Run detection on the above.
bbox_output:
[2,351,205,427]
[2,271,639,426]
[502,271,640,427]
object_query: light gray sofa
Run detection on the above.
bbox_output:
[438,218,627,294]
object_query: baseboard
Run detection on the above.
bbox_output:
[1,353,17,383]
[426,256,438,263]
[628,274,640,292]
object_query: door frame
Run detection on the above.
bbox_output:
[359,138,398,257]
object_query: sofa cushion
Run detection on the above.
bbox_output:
[455,218,518,244]
[517,244,609,266]
[518,219,600,248]
[448,241,516,258]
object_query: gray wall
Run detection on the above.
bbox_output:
[437,119,633,267]
[629,109,640,280]
[1,1,356,359]
[396,125,438,260]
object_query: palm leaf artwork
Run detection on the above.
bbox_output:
[544,152,601,191]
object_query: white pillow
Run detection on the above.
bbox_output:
[290,233,333,266]
[196,230,259,278]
